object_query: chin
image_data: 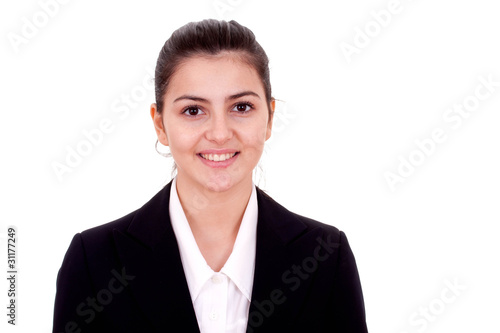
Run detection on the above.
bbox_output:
[204,171,236,192]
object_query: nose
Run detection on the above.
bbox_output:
[205,111,233,144]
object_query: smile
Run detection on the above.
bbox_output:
[199,152,239,162]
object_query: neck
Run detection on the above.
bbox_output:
[174,173,253,271]
[175,173,253,223]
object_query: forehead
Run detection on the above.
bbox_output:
[165,53,264,100]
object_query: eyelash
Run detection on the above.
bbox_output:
[182,101,255,117]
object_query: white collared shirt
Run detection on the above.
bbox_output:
[169,177,258,333]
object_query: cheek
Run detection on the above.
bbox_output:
[241,122,269,150]
[165,124,198,155]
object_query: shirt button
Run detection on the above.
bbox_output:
[209,311,218,321]
[211,274,224,284]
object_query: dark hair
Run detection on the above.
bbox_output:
[154,19,273,117]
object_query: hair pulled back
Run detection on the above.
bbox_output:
[154,19,273,116]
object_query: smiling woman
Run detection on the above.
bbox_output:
[152,53,271,195]
[52,19,368,333]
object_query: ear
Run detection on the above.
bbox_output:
[265,99,275,141]
[150,103,169,146]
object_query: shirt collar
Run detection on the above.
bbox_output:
[169,177,258,302]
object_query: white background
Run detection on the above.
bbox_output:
[1,0,499,332]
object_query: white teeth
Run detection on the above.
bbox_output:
[201,152,237,161]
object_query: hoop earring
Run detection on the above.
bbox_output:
[155,139,171,158]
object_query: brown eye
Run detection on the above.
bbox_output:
[183,106,205,116]
[233,103,253,113]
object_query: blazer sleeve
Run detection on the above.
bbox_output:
[328,231,368,332]
[52,233,105,333]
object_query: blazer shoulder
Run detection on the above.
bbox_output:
[288,208,345,251]
[78,182,172,247]
[256,186,342,240]
[292,210,341,235]
[78,209,137,244]
[56,210,139,273]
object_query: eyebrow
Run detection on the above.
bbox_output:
[173,90,261,103]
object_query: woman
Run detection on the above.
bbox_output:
[53,19,368,333]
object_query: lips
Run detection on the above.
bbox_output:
[197,150,240,168]
[199,152,238,161]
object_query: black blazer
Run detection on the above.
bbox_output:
[53,181,368,332]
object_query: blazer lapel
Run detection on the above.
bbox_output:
[248,188,320,331]
[113,181,200,332]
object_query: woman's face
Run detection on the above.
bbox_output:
[151,52,274,193]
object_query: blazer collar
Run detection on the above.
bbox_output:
[113,179,308,332]
[125,180,308,250]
